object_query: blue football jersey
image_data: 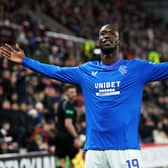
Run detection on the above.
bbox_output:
[23,57,168,150]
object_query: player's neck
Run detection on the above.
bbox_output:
[101,54,119,64]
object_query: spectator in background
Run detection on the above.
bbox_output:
[1,69,14,100]
[0,100,13,126]
[139,115,155,143]
[15,65,29,103]
[148,49,160,63]
[28,120,55,152]
[153,116,168,143]
[0,120,16,154]
[42,85,59,120]
[0,140,13,154]
[12,102,34,148]
[0,120,13,145]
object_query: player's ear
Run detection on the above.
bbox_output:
[96,40,100,48]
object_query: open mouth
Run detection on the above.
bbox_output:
[102,39,112,44]
[102,40,113,47]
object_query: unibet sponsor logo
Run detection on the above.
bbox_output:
[95,81,121,96]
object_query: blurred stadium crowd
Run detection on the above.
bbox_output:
[0,0,168,158]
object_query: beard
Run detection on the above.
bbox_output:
[101,45,117,55]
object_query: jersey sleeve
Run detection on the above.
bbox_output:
[22,56,82,84]
[62,100,75,119]
[64,109,75,118]
[139,60,168,83]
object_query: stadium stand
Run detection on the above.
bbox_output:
[0,0,168,167]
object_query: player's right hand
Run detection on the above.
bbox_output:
[0,43,25,64]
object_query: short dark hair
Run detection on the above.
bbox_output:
[63,84,76,92]
[99,24,119,35]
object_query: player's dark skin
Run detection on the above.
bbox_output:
[0,43,25,63]
[0,24,120,65]
[99,24,120,64]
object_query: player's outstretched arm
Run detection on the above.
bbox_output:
[0,43,82,84]
[0,43,25,63]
